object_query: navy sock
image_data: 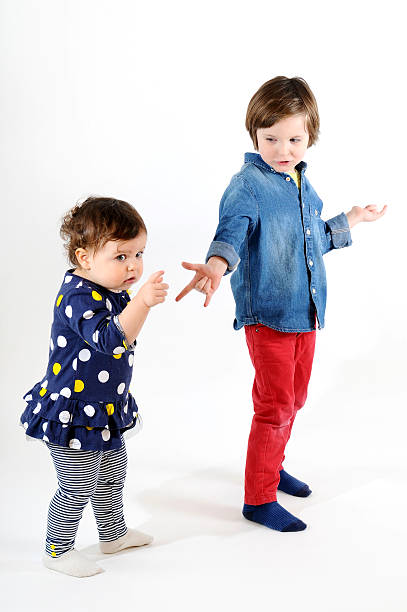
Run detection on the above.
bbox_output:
[277,469,312,497]
[242,501,307,532]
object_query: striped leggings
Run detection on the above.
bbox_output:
[45,436,128,558]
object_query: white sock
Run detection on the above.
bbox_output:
[99,528,153,554]
[42,549,103,578]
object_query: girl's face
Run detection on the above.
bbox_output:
[74,232,147,292]
[256,114,309,173]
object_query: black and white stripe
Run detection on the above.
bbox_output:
[45,436,128,557]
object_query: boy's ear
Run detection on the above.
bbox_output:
[75,247,92,269]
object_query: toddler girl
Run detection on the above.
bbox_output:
[20,196,168,576]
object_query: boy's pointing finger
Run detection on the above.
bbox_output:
[175,281,196,302]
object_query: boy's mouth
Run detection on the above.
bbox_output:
[124,277,136,283]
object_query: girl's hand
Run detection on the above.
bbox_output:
[175,257,227,307]
[346,205,388,228]
[137,271,169,308]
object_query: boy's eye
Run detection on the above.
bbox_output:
[290,138,301,143]
[136,252,144,258]
[266,138,276,142]
[116,254,126,261]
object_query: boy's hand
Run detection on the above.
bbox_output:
[136,270,168,308]
[346,205,387,228]
[175,257,227,307]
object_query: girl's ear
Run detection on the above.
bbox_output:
[75,248,92,270]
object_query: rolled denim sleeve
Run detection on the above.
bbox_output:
[205,177,258,275]
[319,212,352,254]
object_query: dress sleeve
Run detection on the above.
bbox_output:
[55,287,135,356]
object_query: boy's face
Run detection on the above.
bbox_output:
[256,114,309,173]
[74,233,147,292]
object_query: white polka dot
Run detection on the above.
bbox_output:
[50,393,59,401]
[23,422,28,430]
[124,403,128,414]
[59,410,70,423]
[62,424,68,428]
[41,380,48,388]
[65,305,73,318]
[133,411,137,418]
[106,298,112,311]
[101,430,111,442]
[117,383,125,395]
[57,335,67,347]
[60,387,71,398]
[64,275,73,283]
[79,349,91,362]
[69,438,81,449]
[72,358,77,371]
[107,316,111,320]
[84,404,95,417]
[42,422,48,432]
[83,310,94,319]
[33,403,41,414]
[24,394,32,402]
[98,370,109,383]
[50,338,54,351]
[113,346,125,355]
[92,330,99,343]
[42,435,49,442]
[128,354,134,367]
[76,280,83,288]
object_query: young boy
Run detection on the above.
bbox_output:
[176,76,386,532]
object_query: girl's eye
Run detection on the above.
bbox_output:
[266,138,276,142]
[291,138,301,143]
[116,254,126,261]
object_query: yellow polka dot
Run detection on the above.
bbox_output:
[86,426,94,431]
[106,403,114,416]
[51,552,56,557]
[53,362,61,375]
[50,545,55,550]
[92,291,102,301]
[74,379,84,392]
[56,294,63,307]
[123,340,128,350]
[39,388,47,396]
[113,353,122,360]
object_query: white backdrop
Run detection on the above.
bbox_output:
[1,1,406,610]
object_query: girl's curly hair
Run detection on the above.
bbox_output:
[60,196,147,267]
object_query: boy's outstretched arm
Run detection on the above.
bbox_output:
[346,204,387,228]
[175,256,228,307]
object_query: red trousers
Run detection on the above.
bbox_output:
[244,324,316,505]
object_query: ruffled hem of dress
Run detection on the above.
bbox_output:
[19,412,142,451]
[20,387,142,451]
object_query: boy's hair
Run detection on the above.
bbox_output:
[60,196,147,267]
[245,76,320,150]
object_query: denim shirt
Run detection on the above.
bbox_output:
[206,153,352,332]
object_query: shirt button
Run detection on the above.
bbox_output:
[306,229,311,235]
[285,176,290,181]
[309,259,313,266]
[314,209,318,215]
[312,288,316,294]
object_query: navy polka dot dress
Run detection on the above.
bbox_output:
[20,270,141,450]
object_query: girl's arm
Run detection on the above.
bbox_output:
[118,271,168,344]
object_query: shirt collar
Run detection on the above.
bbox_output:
[244,152,307,175]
